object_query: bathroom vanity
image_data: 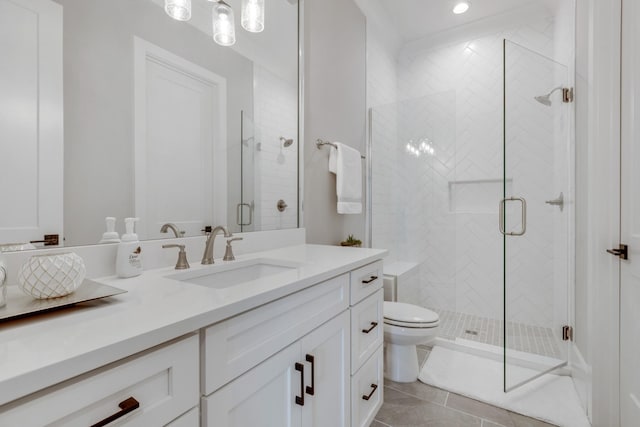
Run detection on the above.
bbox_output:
[0,244,386,427]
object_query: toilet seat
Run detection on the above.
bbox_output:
[383,302,439,328]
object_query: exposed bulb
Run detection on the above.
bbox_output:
[165,0,191,21]
[241,0,265,33]
[213,1,236,46]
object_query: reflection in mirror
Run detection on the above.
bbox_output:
[0,0,299,251]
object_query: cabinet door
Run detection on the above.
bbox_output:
[300,312,350,427]
[203,342,303,427]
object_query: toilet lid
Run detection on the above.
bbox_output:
[384,302,439,324]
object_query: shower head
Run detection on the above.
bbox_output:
[534,94,553,106]
[280,137,294,147]
[534,86,563,106]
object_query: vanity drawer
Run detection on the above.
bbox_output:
[166,406,199,427]
[0,334,199,427]
[350,260,384,305]
[351,346,384,427]
[203,274,349,395]
[351,289,384,374]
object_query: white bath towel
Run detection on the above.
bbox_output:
[328,142,362,214]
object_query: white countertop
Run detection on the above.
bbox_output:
[0,244,386,406]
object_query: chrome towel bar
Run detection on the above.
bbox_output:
[316,139,365,159]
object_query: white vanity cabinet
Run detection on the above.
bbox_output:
[0,251,387,427]
[203,312,350,427]
[348,261,385,427]
[201,274,351,427]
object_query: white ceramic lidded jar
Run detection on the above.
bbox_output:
[17,252,86,299]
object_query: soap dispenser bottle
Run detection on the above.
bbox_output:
[116,218,143,278]
[99,217,121,244]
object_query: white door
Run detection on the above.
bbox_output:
[300,312,350,427]
[0,0,62,247]
[203,341,302,427]
[620,0,640,423]
[134,39,227,240]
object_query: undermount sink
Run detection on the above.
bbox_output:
[167,258,301,289]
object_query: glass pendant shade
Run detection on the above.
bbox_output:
[165,0,192,21]
[213,1,236,46]
[241,0,265,33]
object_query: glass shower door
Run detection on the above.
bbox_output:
[502,40,572,391]
[239,110,255,232]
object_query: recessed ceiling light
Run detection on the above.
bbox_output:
[453,1,471,14]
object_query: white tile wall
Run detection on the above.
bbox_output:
[253,65,298,231]
[369,12,572,329]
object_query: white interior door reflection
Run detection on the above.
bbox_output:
[0,0,63,248]
[134,38,227,240]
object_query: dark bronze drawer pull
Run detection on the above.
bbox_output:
[295,362,305,406]
[361,322,378,334]
[362,275,378,284]
[362,384,378,401]
[305,354,315,396]
[91,397,140,427]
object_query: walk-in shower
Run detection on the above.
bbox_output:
[368,12,574,395]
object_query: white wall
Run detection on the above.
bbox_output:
[303,0,366,245]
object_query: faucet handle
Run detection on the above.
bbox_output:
[223,237,243,261]
[162,244,190,270]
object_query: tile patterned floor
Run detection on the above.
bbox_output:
[431,309,562,359]
[373,350,559,427]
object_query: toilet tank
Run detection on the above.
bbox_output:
[383,261,420,304]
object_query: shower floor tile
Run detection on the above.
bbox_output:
[430,309,562,359]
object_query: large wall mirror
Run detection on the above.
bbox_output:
[0,0,300,250]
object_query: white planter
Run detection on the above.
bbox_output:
[18,252,86,299]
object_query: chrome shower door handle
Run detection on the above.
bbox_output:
[236,203,253,226]
[499,197,527,236]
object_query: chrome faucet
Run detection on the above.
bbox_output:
[201,226,233,265]
[160,223,185,238]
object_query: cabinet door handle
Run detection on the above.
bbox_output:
[295,362,304,406]
[305,354,315,396]
[362,384,378,401]
[90,397,140,427]
[362,275,378,284]
[361,322,378,334]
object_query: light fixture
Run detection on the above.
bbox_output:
[212,0,236,46]
[241,0,265,33]
[165,0,192,21]
[166,0,265,47]
[452,1,471,14]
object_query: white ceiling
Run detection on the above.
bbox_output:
[377,0,555,43]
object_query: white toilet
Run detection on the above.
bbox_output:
[383,271,440,383]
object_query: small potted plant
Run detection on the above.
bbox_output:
[340,234,362,247]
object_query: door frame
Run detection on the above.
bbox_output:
[581,0,622,425]
[133,37,228,239]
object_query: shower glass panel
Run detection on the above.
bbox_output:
[502,39,571,392]
[240,110,255,232]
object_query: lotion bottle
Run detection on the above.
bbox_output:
[116,218,143,278]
